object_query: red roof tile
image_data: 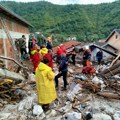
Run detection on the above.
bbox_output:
[53,40,81,55]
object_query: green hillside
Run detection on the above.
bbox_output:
[0,0,120,42]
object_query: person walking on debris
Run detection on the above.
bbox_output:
[39,45,48,60]
[55,53,68,90]
[19,35,27,60]
[35,58,57,111]
[28,34,37,54]
[56,46,63,64]
[96,50,103,65]
[59,44,67,54]
[83,47,91,67]
[71,45,77,65]
[43,49,53,69]
[46,36,53,50]
[30,48,41,73]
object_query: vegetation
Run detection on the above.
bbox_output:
[0,0,120,43]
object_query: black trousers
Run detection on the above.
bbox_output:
[20,48,27,59]
[72,55,76,65]
[97,58,102,65]
[55,71,67,88]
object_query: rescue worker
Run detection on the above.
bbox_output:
[39,45,48,60]
[83,47,91,67]
[71,45,77,65]
[30,48,41,73]
[46,36,53,50]
[59,44,67,54]
[43,49,53,69]
[35,58,57,111]
[55,53,68,90]
[96,50,103,65]
[19,35,27,60]
[28,34,37,54]
[56,46,63,64]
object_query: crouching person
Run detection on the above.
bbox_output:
[35,58,57,111]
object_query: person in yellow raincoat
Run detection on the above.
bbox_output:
[39,45,48,60]
[35,58,57,111]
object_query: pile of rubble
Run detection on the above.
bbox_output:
[0,61,120,120]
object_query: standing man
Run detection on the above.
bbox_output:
[28,34,37,54]
[96,50,103,65]
[55,53,68,90]
[19,35,27,60]
[71,45,77,65]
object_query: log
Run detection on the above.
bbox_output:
[76,80,101,92]
[105,67,120,77]
[0,68,25,83]
[97,91,120,99]
[109,53,120,68]
[101,62,120,74]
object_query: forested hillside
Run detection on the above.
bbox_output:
[0,0,120,42]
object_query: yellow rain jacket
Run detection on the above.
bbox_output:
[35,62,57,104]
[39,48,48,59]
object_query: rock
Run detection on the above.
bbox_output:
[93,113,112,120]
[63,112,82,120]
[68,68,74,74]
[69,82,76,91]
[48,116,62,120]
[7,113,26,120]
[33,105,43,116]
[46,109,57,118]
[18,99,26,111]
[59,104,72,113]
[72,84,82,94]
[113,111,120,120]
[3,104,18,112]
[92,76,104,85]
[0,113,11,120]
[25,96,34,110]
[36,113,46,120]
[67,84,82,101]
[67,92,75,102]
[28,73,35,81]
[18,94,36,111]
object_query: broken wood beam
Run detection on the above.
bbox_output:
[0,56,28,70]
[109,53,120,67]
[0,68,25,83]
[76,80,101,92]
[93,44,118,57]
[97,91,120,99]
[101,62,120,74]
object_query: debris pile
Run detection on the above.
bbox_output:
[0,46,120,120]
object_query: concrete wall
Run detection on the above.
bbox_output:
[0,16,30,67]
[107,32,120,52]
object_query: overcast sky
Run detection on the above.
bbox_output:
[0,0,116,5]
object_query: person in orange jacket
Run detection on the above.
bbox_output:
[82,59,96,74]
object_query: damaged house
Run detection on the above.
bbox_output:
[0,4,32,66]
[90,29,120,62]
